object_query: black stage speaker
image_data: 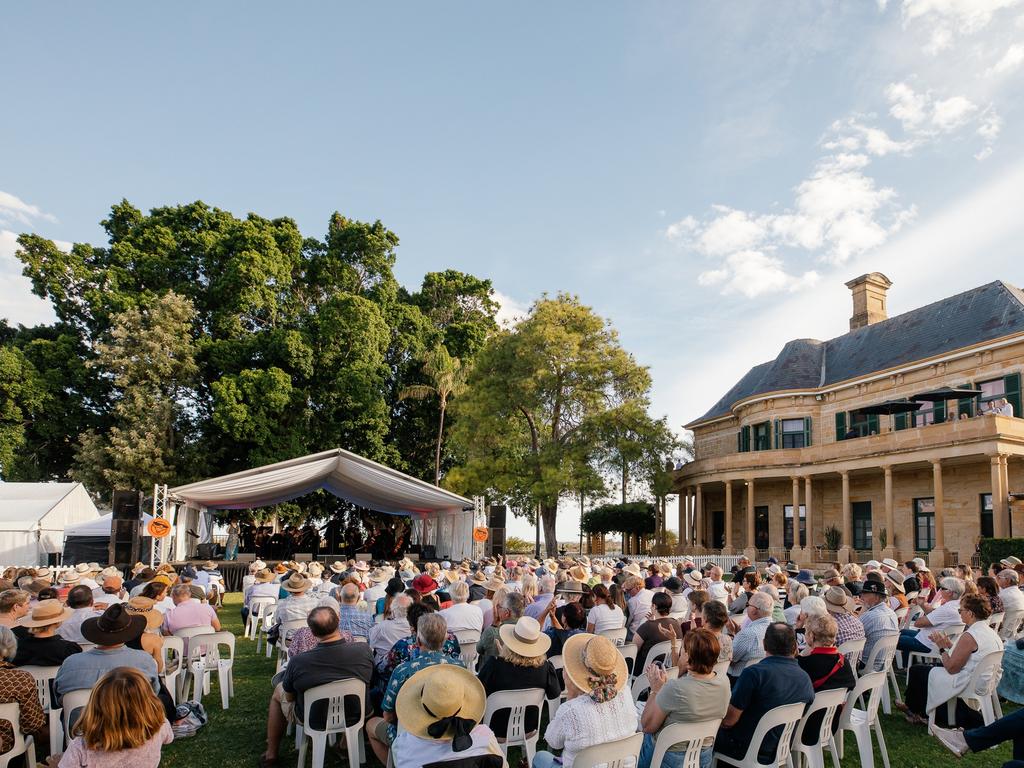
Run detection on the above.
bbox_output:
[488,505,507,528]
[196,543,222,561]
[421,544,437,561]
[109,490,142,565]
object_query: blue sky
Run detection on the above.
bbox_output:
[4,2,1024,541]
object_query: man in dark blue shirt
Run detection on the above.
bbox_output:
[715,622,814,763]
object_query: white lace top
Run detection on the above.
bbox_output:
[543,688,638,768]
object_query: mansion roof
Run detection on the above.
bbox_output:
[693,280,1024,425]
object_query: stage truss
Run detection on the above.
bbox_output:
[151,483,171,567]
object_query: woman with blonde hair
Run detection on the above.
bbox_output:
[521,573,538,605]
[59,667,173,767]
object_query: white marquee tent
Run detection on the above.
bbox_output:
[167,448,478,560]
[0,483,101,566]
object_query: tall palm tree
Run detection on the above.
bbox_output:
[399,344,468,486]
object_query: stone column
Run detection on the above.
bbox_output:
[723,480,734,554]
[882,465,896,562]
[929,460,947,571]
[804,476,814,565]
[838,471,853,564]
[791,476,802,560]
[991,456,1007,538]
[676,489,686,553]
[743,478,757,561]
[694,485,704,552]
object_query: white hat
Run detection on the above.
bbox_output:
[880,558,899,570]
[912,557,930,572]
[863,560,880,569]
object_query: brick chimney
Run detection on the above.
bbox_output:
[845,272,892,331]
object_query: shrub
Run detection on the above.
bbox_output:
[978,538,1024,569]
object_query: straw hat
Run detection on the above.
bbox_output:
[567,565,589,582]
[443,569,462,584]
[253,560,267,571]
[682,569,703,589]
[125,596,163,630]
[17,599,74,628]
[33,567,53,581]
[329,561,347,574]
[880,558,899,570]
[255,569,275,583]
[824,586,852,614]
[151,574,173,588]
[75,563,93,575]
[885,570,905,592]
[395,665,486,747]
[307,562,324,576]
[354,561,370,572]
[471,571,487,585]
[274,563,289,574]
[368,568,388,584]
[912,557,931,573]
[483,578,505,593]
[59,571,81,585]
[622,563,642,577]
[498,616,551,658]
[281,574,312,593]
[398,558,415,572]
[562,633,628,697]
[1001,556,1022,568]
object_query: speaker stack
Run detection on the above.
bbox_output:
[109,490,142,566]
[488,505,506,557]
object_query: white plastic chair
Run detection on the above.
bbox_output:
[599,626,627,646]
[295,678,366,768]
[20,665,61,756]
[928,649,1004,728]
[482,687,545,766]
[573,732,643,768]
[0,702,36,768]
[712,701,805,768]
[643,640,675,669]
[988,611,1005,635]
[453,629,481,672]
[829,670,889,768]
[184,631,236,709]
[631,665,678,702]
[246,596,276,640]
[999,609,1024,641]
[617,643,639,679]
[256,604,277,654]
[837,637,865,668]
[712,659,731,678]
[174,624,217,662]
[275,618,307,672]
[649,718,721,768]
[546,655,566,719]
[60,688,92,748]
[906,623,964,683]
[161,635,185,705]
[790,687,847,768]
[858,634,899,714]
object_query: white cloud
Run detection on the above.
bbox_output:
[700,251,819,299]
[0,230,58,327]
[493,290,529,329]
[986,42,1024,75]
[0,191,56,227]
[978,108,1003,141]
[696,207,768,257]
[886,81,929,129]
[664,215,697,241]
[931,95,977,130]
[901,0,1024,36]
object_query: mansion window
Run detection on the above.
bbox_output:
[980,493,994,539]
[737,418,811,453]
[852,501,872,550]
[755,505,769,550]
[835,411,878,440]
[783,504,806,549]
[914,497,935,551]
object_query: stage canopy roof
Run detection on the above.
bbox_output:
[169,448,473,516]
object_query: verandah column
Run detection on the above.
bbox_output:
[882,465,896,562]
[804,476,814,564]
[991,455,1008,538]
[723,480,734,554]
[791,476,801,560]
[676,488,686,553]
[694,484,704,551]
[743,477,756,561]
[838,471,853,564]
[929,459,947,571]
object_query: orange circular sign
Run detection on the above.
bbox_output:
[147,518,172,539]
[472,526,489,543]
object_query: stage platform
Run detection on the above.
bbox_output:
[169,555,417,592]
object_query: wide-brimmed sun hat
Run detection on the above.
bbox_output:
[471,571,487,585]
[59,571,81,585]
[885,570,906,592]
[412,574,439,595]
[75,563,93,575]
[562,633,628,698]
[367,568,387,584]
[329,561,347,574]
[622,563,642,577]
[861,580,886,597]
[354,561,370,572]
[913,557,931,573]
[881,558,899,570]
[281,574,312,593]
[499,616,551,658]
[255,569,275,583]
[567,565,589,582]
[1001,556,1022,568]
[824,586,852,614]
[395,665,486,749]
[125,596,163,630]
[17,599,74,628]
[683,570,703,588]
[81,604,147,645]
[483,578,505,593]
[796,569,816,586]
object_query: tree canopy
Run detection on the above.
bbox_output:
[3,200,500,516]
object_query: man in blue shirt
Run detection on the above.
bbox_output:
[716,622,814,763]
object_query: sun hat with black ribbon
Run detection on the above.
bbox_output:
[498,616,551,658]
[562,632,628,703]
[395,664,486,752]
[81,603,147,645]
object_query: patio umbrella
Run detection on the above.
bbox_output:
[911,386,982,402]
[856,400,923,415]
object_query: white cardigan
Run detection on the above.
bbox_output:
[926,621,1003,714]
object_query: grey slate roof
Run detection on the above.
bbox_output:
[693,280,1024,425]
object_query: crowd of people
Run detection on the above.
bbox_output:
[0,550,1020,767]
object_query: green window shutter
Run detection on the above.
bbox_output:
[867,414,880,435]
[934,400,946,424]
[894,412,908,431]
[774,419,781,449]
[835,411,846,441]
[803,417,812,447]
[737,430,743,453]
[1005,372,1022,417]
[744,425,751,451]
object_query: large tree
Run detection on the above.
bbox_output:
[448,294,652,555]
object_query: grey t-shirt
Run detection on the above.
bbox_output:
[654,672,730,750]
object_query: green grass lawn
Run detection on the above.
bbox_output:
[161,594,1016,768]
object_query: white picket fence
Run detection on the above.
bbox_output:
[599,553,744,572]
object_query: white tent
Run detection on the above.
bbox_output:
[0,483,101,566]
[168,448,477,560]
